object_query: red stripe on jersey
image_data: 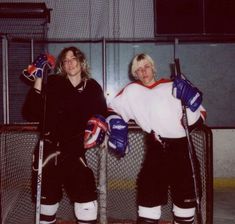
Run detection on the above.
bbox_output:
[200,110,207,121]
[115,78,172,97]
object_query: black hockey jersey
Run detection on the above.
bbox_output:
[23,75,107,155]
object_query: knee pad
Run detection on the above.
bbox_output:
[173,204,195,223]
[74,200,98,222]
[138,205,161,220]
[40,203,59,224]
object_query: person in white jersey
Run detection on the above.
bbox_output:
[107,53,206,224]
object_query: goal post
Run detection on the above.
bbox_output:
[0,124,213,224]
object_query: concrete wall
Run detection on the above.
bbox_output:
[213,129,235,178]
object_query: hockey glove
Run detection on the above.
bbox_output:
[106,114,128,157]
[22,53,56,81]
[84,114,108,149]
[172,75,202,112]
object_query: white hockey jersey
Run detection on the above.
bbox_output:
[108,79,206,139]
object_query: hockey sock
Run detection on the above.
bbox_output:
[173,204,195,224]
[173,214,194,224]
[40,203,59,224]
[39,214,56,224]
[75,200,97,224]
[76,220,97,224]
[137,216,159,224]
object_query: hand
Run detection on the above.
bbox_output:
[22,54,55,81]
[172,76,202,112]
[84,114,108,149]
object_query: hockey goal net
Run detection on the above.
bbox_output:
[0,124,213,224]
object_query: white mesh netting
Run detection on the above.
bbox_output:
[0,125,213,224]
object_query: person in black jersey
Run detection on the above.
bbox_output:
[23,46,107,224]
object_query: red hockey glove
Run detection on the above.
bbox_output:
[84,114,108,149]
[22,53,55,81]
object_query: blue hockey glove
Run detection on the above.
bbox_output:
[84,114,108,149]
[172,75,202,112]
[22,54,55,81]
[106,114,128,157]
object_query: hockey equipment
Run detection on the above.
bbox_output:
[173,215,194,224]
[138,205,161,220]
[34,55,55,224]
[84,114,108,149]
[75,201,98,222]
[106,114,128,157]
[172,75,202,112]
[22,53,56,81]
[40,203,59,224]
[32,150,61,171]
[35,140,44,224]
[173,205,195,224]
[137,217,159,224]
[174,58,203,224]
